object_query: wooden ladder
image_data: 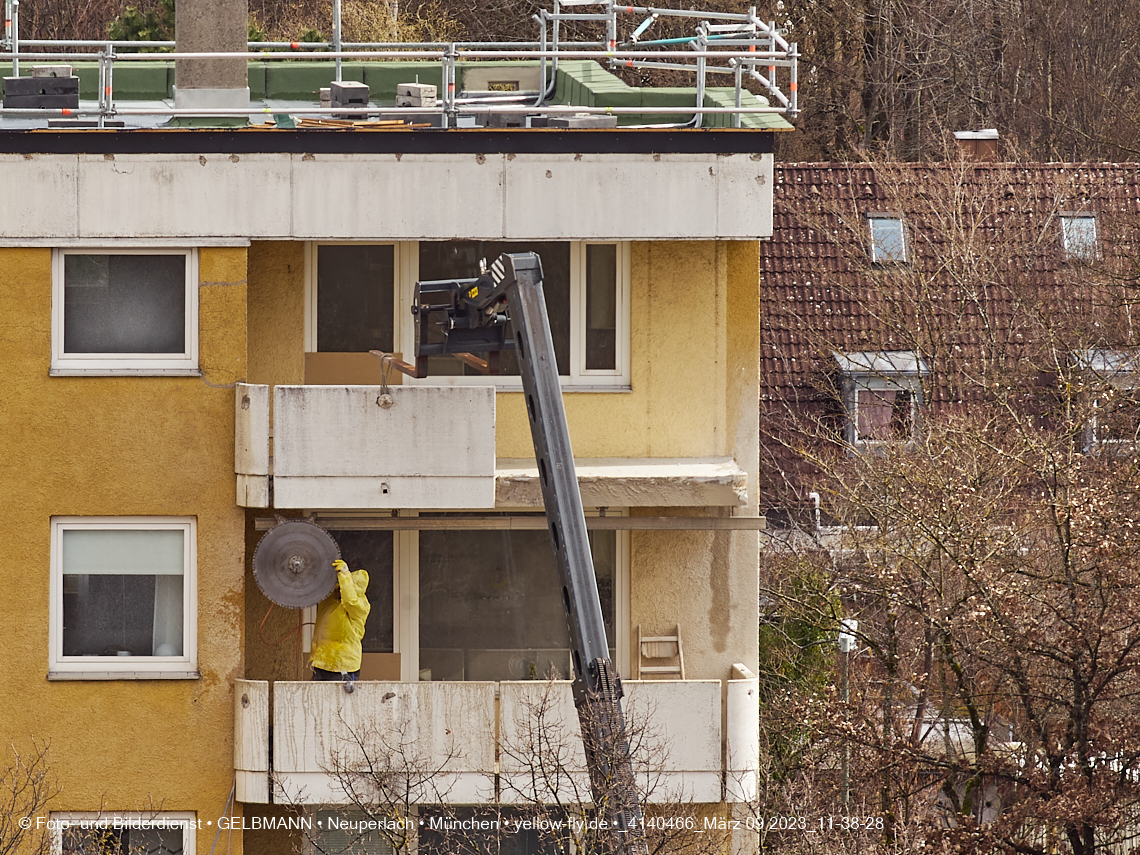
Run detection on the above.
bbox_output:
[636,624,685,679]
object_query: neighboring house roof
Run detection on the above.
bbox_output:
[758,162,1140,512]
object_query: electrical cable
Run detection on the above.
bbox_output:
[207,776,236,855]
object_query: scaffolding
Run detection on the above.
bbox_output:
[537,1,798,126]
[0,0,797,128]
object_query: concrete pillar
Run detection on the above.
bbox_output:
[174,0,250,110]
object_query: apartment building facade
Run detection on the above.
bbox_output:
[0,49,788,852]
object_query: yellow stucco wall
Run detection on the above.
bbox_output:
[244,243,312,683]
[629,242,762,679]
[0,247,248,851]
[496,241,730,459]
[247,241,305,389]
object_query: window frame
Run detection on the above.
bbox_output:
[866,214,908,265]
[302,241,627,389]
[1086,395,1140,453]
[308,511,631,683]
[572,241,630,381]
[835,351,928,451]
[51,811,197,855]
[51,248,199,376]
[49,516,198,680]
[1061,212,1099,261]
[402,240,630,388]
[1075,348,1140,454]
[304,241,406,356]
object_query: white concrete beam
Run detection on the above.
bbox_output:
[0,155,78,238]
[0,152,773,241]
[76,153,293,239]
[495,457,748,508]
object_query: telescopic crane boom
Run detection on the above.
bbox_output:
[410,252,648,855]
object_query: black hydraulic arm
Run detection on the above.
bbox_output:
[412,252,648,854]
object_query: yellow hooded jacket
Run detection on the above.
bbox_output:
[310,561,371,673]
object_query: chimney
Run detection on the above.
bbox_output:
[173,0,250,111]
[953,129,1000,162]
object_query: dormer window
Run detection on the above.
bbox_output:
[835,351,929,449]
[867,215,907,264]
[1061,214,1098,261]
[1074,349,1140,452]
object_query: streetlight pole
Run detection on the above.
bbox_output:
[838,618,858,807]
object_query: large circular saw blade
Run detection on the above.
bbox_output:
[253,520,341,609]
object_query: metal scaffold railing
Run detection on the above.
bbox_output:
[0,0,798,127]
[536,1,798,126]
[3,0,18,77]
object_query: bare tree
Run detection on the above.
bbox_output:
[311,678,730,855]
[757,158,1140,854]
[771,0,1140,161]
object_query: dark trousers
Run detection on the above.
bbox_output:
[312,667,359,682]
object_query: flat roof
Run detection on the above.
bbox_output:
[0,58,793,152]
[0,124,777,155]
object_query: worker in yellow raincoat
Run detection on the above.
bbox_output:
[310,559,371,682]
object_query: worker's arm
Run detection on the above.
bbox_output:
[333,560,370,620]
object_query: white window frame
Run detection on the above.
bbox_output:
[51,248,199,376]
[1086,395,1140,454]
[1061,213,1099,261]
[302,240,627,389]
[402,241,630,388]
[49,517,198,680]
[303,241,406,356]
[1075,349,1140,454]
[867,214,908,264]
[50,811,197,855]
[835,351,928,451]
[850,380,920,447]
[572,241,630,381]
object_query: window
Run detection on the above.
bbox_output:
[1061,213,1098,261]
[1062,214,1098,261]
[307,515,629,682]
[856,387,914,441]
[411,241,629,386]
[1088,396,1140,450]
[1075,349,1140,453]
[49,518,197,679]
[52,812,195,855]
[305,809,395,855]
[835,351,928,449]
[418,527,618,682]
[307,241,630,388]
[313,243,397,353]
[418,807,567,855]
[52,249,198,374]
[331,528,395,654]
[867,215,907,264]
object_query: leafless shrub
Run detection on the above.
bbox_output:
[0,739,57,855]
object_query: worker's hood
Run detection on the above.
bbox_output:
[350,568,369,594]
